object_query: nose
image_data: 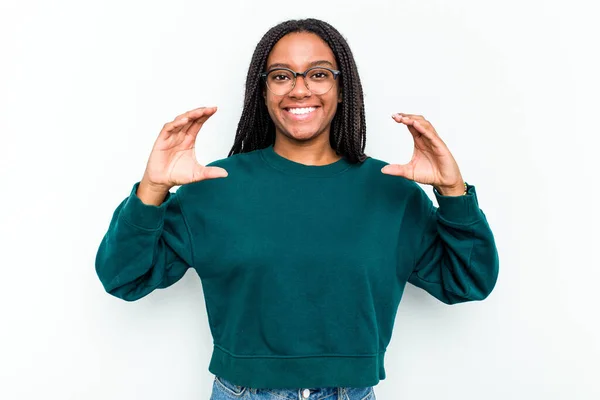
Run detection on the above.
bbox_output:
[288,75,311,98]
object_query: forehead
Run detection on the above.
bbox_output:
[266,32,337,69]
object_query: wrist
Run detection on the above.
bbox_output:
[434,181,467,196]
[137,177,171,206]
[140,174,172,193]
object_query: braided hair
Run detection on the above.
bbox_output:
[228,18,367,163]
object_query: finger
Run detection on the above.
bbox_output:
[161,117,190,138]
[393,116,448,153]
[173,115,196,135]
[397,113,440,136]
[392,114,436,140]
[409,121,448,152]
[193,166,228,181]
[184,107,218,138]
[186,106,218,120]
[178,106,217,129]
[181,107,218,130]
[173,106,216,121]
[411,120,433,138]
[179,118,196,133]
[398,113,425,120]
[162,107,218,138]
[393,114,434,129]
[392,113,428,127]
[381,163,413,179]
[392,114,424,138]
[203,166,228,179]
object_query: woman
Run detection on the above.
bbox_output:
[95,18,499,399]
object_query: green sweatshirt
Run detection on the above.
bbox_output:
[95,144,499,389]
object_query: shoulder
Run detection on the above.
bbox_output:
[361,155,434,217]
[175,148,263,199]
[360,154,422,196]
[205,148,262,171]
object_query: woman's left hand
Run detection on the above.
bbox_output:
[381,113,465,196]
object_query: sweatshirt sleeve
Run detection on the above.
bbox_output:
[95,182,194,301]
[406,183,499,305]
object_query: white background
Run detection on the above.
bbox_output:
[1,0,598,399]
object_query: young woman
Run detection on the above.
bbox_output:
[96,18,499,400]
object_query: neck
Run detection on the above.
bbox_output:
[273,133,341,166]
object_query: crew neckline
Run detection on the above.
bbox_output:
[259,144,352,177]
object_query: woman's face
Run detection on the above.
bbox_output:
[263,32,342,143]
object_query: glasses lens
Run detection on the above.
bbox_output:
[305,68,335,94]
[265,68,337,95]
[266,69,295,95]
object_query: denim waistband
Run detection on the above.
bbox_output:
[213,375,375,400]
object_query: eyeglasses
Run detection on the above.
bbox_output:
[259,66,341,96]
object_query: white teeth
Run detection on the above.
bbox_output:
[288,107,316,115]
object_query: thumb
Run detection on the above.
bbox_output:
[191,165,228,182]
[381,163,413,179]
[201,166,229,180]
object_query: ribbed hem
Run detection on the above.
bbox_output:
[120,182,173,230]
[208,345,385,389]
[434,183,484,224]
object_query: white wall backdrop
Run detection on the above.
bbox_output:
[1,0,598,399]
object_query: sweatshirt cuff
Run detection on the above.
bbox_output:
[120,182,173,230]
[433,183,483,224]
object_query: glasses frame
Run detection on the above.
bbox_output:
[259,66,342,95]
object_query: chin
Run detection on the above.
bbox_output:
[283,128,322,142]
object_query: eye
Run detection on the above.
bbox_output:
[309,69,331,80]
[267,69,293,82]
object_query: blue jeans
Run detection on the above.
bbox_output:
[210,375,376,400]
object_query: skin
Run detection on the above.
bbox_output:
[137,106,228,206]
[261,32,465,194]
[136,32,466,206]
[262,32,343,166]
[383,113,465,196]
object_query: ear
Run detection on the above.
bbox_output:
[338,88,343,103]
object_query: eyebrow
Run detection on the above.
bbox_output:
[266,60,335,70]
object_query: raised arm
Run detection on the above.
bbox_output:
[382,112,499,304]
[405,183,499,304]
[95,106,228,301]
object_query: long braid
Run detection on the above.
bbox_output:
[322,23,367,162]
[228,18,367,163]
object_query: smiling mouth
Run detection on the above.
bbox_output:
[283,107,320,121]
[284,106,319,115]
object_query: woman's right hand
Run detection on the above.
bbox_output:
[136,107,228,205]
[141,107,228,191]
